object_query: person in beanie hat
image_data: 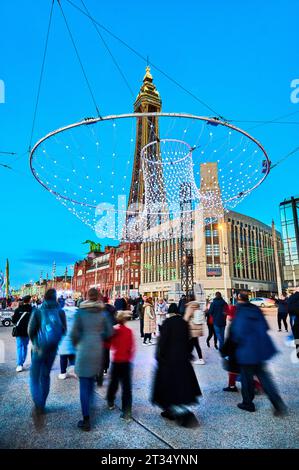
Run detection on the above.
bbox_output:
[107,310,135,421]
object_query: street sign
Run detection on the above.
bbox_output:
[207,267,222,277]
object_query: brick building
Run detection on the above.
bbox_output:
[73,243,141,299]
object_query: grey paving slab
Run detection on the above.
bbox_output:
[0,311,298,449]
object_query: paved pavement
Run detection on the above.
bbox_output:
[0,309,298,449]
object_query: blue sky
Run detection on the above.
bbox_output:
[0,0,299,288]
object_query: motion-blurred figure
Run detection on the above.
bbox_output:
[184,301,205,365]
[205,299,218,349]
[71,288,113,431]
[155,298,168,332]
[107,311,135,421]
[12,295,32,372]
[287,287,299,357]
[275,294,289,332]
[28,289,66,424]
[143,297,156,345]
[231,292,287,415]
[208,292,228,350]
[152,306,202,427]
[57,298,77,379]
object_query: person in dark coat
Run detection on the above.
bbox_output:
[28,289,66,424]
[12,295,32,372]
[71,288,113,431]
[231,292,287,415]
[114,296,127,311]
[178,294,187,315]
[287,288,299,357]
[151,309,202,427]
[138,295,146,338]
[208,292,228,350]
[275,294,288,332]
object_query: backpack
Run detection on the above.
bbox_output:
[37,306,64,353]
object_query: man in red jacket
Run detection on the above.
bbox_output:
[106,310,135,421]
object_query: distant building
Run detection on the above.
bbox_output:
[139,163,284,300]
[73,242,141,299]
[280,195,299,289]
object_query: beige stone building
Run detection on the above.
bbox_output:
[139,163,283,301]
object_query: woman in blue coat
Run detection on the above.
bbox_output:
[231,292,287,416]
[58,298,77,379]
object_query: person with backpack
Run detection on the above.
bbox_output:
[71,288,113,431]
[12,295,32,372]
[28,289,66,422]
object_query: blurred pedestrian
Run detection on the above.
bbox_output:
[114,295,127,311]
[152,306,201,427]
[155,298,168,332]
[167,303,179,316]
[138,295,146,338]
[275,294,288,332]
[178,294,187,315]
[143,297,156,345]
[208,292,228,350]
[96,302,117,387]
[28,289,66,423]
[57,298,77,379]
[71,288,113,431]
[107,311,135,421]
[287,288,299,356]
[58,295,65,309]
[231,292,287,415]
[184,301,205,365]
[205,300,218,350]
[12,295,32,372]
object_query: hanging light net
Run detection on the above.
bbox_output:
[30,113,270,242]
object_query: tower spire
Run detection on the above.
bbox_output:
[128,68,162,211]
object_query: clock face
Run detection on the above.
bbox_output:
[77,270,83,276]
[116,258,124,266]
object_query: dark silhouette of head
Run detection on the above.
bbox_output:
[88,288,99,301]
[168,303,179,314]
[215,292,222,299]
[45,289,57,302]
[238,291,249,303]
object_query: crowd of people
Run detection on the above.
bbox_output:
[7,287,299,431]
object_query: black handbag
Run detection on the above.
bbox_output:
[12,312,27,337]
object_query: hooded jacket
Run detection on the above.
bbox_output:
[231,302,277,365]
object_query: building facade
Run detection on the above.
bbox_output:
[72,243,141,299]
[139,163,284,301]
[280,196,299,289]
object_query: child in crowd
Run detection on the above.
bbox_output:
[107,311,135,421]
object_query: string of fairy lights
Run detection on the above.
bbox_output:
[31,114,270,241]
